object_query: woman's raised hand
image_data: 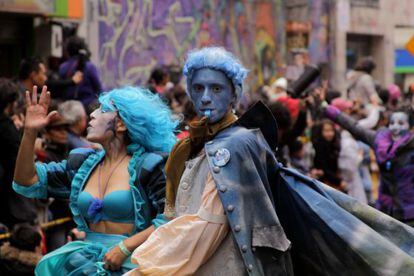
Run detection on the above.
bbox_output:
[24,85,58,131]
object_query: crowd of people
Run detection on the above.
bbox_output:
[1,36,414,275]
[260,55,414,220]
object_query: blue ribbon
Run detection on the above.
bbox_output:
[88,198,104,224]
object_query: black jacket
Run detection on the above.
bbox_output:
[0,115,37,227]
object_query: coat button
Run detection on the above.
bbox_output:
[234,225,241,232]
[247,264,253,272]
[219,185,227,193]
[241,245,248,252]
[181,182,189,190]
[213,166,220,173]
[187,163,193,169]
[206,141,214,145]
[227,205,234,212]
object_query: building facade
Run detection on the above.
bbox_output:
[286,0,414,92]
[0,0,84,77]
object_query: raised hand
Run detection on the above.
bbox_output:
[24,85,58,131]
[72,70,84,84]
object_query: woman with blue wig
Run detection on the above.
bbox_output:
[13,85,177,275]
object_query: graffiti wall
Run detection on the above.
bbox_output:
[97,0,284,89]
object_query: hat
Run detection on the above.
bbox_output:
[271,78,288,90]
[388,84,401,101]
[46,113,69,129]
[331,98,353,112]
[277,96,300,120]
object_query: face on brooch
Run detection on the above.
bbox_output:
[389,112,409,139]
[86,106,118,143]
[190,68,235,123]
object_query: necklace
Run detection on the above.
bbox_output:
[97,154,128,199]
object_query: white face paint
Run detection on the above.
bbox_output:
[389,112,409,139]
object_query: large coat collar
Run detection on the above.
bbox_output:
[236,101,278,151]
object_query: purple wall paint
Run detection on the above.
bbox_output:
[97,0,284,90]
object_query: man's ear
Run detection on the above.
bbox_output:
[232,85,242,107]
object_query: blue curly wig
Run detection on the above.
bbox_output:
[183,47,248,101]
[98,86,177,154]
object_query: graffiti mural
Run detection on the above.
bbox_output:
[97,0,284,89]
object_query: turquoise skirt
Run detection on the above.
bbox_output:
[35,232,137,276]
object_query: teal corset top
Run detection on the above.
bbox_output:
[78,190,135,224]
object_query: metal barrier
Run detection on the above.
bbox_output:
[0,217,72,240]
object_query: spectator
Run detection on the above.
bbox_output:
[59,36,102,113]
[311,119,344,190]
[0,78,38,228]
[17,58,48,92]
[386,84,401,111]
[347,57,380,106]
[167,64,182,86]
[16,58,48,114]
[40,113,70,163]
[58,100,90,149]
[332,98,367,203]
[0,223,42,276]
[289,139,309,174]
[286,51,307,83]
[46,57,83,99]
[268,101,292,164]
[268,99,307,165]
[165,85,196,140]
[265,77,288,102]
[147,66,170,95]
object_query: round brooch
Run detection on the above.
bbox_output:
[212,148,231,167]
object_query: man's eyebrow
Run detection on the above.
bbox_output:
[193,81,227,85]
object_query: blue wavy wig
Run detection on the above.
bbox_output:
[183,47,249,101]
[98,86,177,154]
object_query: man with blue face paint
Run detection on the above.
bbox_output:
[128,48,414,276]
[190,68,236,122]
[128,47,292,275]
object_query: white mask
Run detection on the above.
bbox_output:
[389,112,409,139]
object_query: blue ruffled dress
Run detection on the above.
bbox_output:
[13,148,167,275]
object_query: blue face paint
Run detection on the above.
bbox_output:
[190,68,235,123]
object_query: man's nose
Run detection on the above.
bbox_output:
[201,89,212,104]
